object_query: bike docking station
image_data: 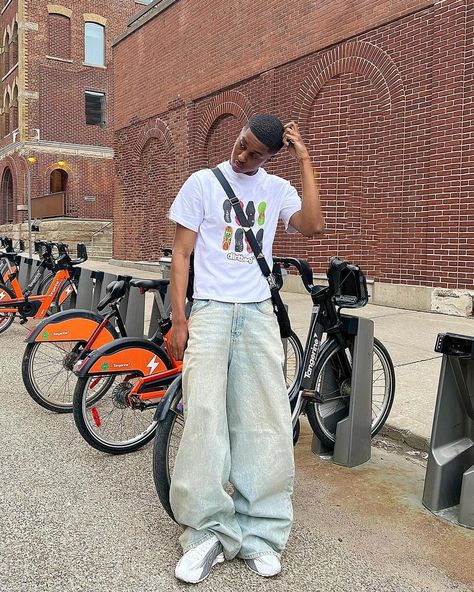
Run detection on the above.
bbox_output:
[311,314,374,468]
[422,332,474,529]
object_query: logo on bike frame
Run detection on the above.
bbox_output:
[146,355,160,375]
[304,337,320,379]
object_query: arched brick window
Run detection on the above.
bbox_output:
[10,22,17,69]
[2,32,9,77]
[10,85,18,132]
[3,92,10,136]
[50,168,68,193]
[48,13,71,60]
[1,167,14,224]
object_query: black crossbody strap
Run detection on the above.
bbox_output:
[211,167,278,290]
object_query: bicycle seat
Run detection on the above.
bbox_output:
[129,279,170,291]
[97,280,129,311]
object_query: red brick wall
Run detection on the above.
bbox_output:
[48,13,71,60]
[113,0,435,131]
[114,102,189,260]
[113,0,473,291]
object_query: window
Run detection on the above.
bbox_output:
[1,167,14,224]
[10,85,17,131]
[84,22,104,66]
[2,36,9,76]
[48,14,71,60]
[3,93,10,136]
[50,169,68,193]
[85,91,105,126]
[10,23,17,68]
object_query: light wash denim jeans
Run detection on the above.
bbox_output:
[170,299,295,560]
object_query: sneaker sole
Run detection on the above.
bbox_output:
[244,558,281,578]
[177,553,225,584]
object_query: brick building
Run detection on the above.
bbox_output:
[0,0,148,229]
[113,0,473,311]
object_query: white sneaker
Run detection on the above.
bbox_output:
[244,554,281,577]
[175,535,224,584]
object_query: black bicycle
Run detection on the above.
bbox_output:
[151,256,395,520]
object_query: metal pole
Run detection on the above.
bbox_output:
[26,164,32,257]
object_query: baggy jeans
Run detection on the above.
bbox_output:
[169,299,295,560]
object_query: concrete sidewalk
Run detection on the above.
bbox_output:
[81,257,474,452]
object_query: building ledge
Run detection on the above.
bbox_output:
[82,62,107,70]
[46,55,73,64]
[0,140,114,161]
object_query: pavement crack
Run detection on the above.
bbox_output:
[395,355,441,368]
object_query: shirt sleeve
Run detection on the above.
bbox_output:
[279,181,302,234]
[168,173,204,232]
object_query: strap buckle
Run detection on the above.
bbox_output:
[267,273,278,290]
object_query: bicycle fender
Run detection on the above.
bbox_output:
[154,375,183,422]
[75,338,172,377]
[25,309,118,346]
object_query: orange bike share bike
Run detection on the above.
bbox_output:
[0,242,86,335]
[22,273,180,418]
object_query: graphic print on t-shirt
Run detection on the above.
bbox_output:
[221,198,259,263]
[257,202,266,225]
[223,199,232,223]
[246,201,255,226]
[222,225,233,251]
[234,228,244,253]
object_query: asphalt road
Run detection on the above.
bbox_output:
[1,321,473,592]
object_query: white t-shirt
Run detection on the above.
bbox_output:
[169,160,301,303]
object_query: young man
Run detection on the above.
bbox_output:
[168,114,324,583]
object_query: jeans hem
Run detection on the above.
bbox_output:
[238,551,281,560]
[182,532,216,553]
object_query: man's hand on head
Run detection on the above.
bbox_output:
[283,121,311,163]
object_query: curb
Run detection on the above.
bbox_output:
[380,423,430,453]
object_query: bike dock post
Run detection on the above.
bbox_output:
[75,268,95,309]
[422,333,474,529]
[311,315,374,467]
[19,256,33,288]
[125,284,146,337]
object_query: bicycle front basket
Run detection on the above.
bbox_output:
[329,261,369,308]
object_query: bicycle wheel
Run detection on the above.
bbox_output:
[22,340,106,413]
[0,283,16,334]
[306,336,395,450]
[153,388,184,520]
[73,368,168,454]
[152,333,304,521]
[37,272,54,295]
[283,331,304,400]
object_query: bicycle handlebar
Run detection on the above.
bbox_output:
[69,243,88,266]
[272,256,315,294]
[1,237,14,253]
[272,255,360,303]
